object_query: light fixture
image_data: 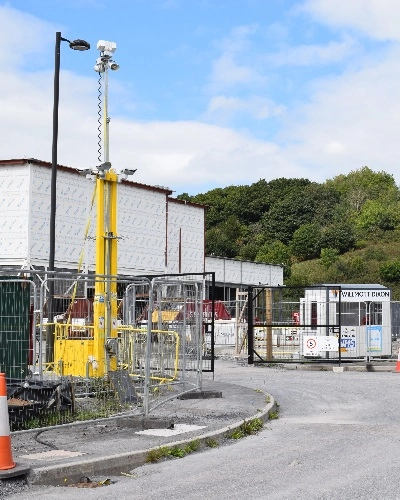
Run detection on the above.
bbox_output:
[68,39,91,51]
[118,168,137,182]
[78,168,92,176]
[122,168,137,176]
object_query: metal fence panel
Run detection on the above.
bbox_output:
[0,269,211,430]
[247,285,393,364]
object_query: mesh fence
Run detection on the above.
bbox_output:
[0,270,211,430]
[248,285,394,363]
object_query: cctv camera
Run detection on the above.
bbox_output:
[97,40,117,53]
[122,169,137,176]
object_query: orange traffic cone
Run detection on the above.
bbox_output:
[395,351,400,373]
[0,372,15,470]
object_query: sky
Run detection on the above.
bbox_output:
[1,0,400,195]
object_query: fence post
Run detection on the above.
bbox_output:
[247,286,254,365]
[143,280,154,416]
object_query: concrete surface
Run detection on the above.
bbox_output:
[6,359,396,488]
[9,379,275,486]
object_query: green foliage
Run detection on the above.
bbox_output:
[357,200,400,232]
[255,240,291,278]
[327,166,397,212]
[379,260,400,283]
[168,446,187,458]
[363,247,386,261]
[146,446,171,463]
[227,418,264,439]
[205,216,245,258]
[146,440,201,463]
[205,438,219,448]
[320,248,339,269]
[184,439,200,454]
[261,183,339,245]
[320,222,355,253]
[290,223,321,261]
[177,166,400,297]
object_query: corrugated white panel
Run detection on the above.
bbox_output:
[205,256,225,278]
[225,259,242,283]
[167,201,204,274]
[241,260,283,286]
[269,266,283,286]
[0,165,30,261]
[30,166,93,267]
[205,256,283,287]
[118,184,166,273]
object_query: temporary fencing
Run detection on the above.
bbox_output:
[0,270,214,430]
[206,285,397,363]
[247,285,393,364]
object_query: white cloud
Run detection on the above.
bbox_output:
[208,24,265,91]
[106,120,298,193]
[210,54,257,88]
[0,6,54,68]
[282,44,400,181]
[302,0,400,41]
[205,95,285,121]
[265,36,357,67]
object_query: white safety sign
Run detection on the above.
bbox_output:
[304,336,318,357]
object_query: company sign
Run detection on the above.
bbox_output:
[329,289,390,302]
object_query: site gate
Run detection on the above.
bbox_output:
[247,285,393,364]
[0,270,215,430]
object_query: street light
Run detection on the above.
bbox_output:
[47,32,90,362]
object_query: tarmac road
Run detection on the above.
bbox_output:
[5,359,400,499]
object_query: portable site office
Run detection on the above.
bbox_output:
[301,284,392,359]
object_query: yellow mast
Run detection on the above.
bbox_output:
[93,40,119,375]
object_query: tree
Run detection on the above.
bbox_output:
[290,223,321,261]
[255,240,291,278]
[320,222,355,253]
[357,200,400,232]
[205,216,245,258]
[326,166,398,213]
[380,260,400,283]
[261,182,339,245]
[320,248,340,269]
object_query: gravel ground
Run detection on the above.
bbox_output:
[0,478,29,499]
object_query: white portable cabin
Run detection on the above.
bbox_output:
[301,284,392,359]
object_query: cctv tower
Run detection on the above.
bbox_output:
[93,40,120,375]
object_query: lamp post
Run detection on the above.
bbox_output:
[47,32,90,362]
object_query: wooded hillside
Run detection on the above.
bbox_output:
[178,167,400,299]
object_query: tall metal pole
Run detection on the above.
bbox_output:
[46,31,61,362]
[47,32,90,363]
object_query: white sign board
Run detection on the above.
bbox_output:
[304,335,338,356]
[328,289,390,302]
[303,336,319,357]
[318,336,339,352]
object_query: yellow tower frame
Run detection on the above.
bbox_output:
[93,169,119,375]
